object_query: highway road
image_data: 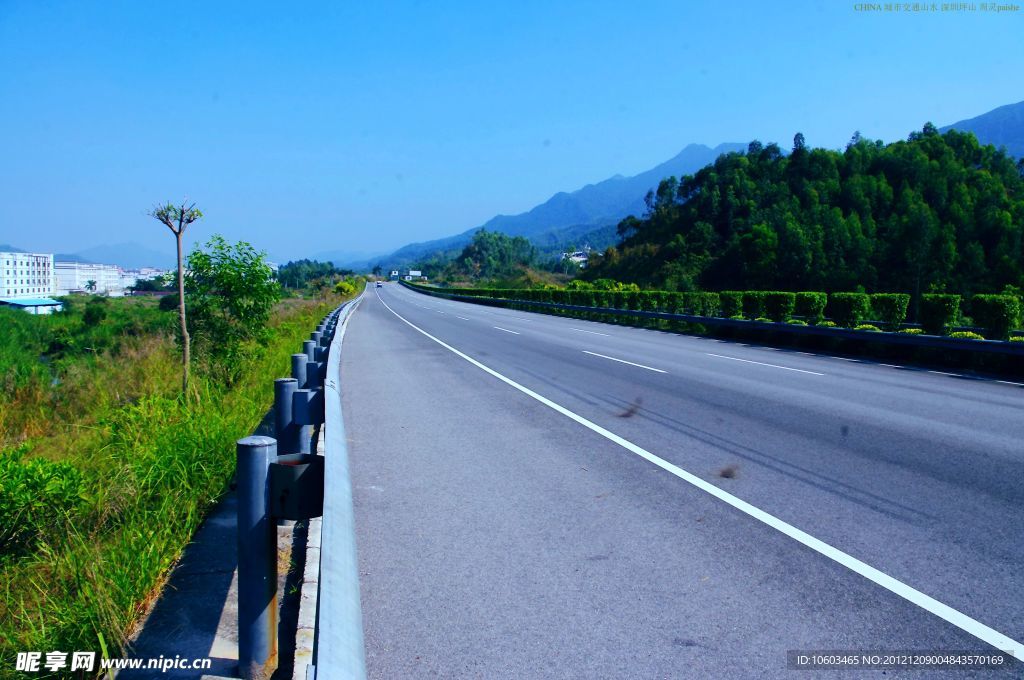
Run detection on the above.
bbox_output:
[340,282,1023,678]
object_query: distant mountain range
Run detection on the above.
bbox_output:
[363,142,746,269]
[0,242,173,269]
[358,100,1024,272]
[941,99,1024,159]
[309,248,388,268]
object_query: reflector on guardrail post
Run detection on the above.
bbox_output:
[236,435,279,680]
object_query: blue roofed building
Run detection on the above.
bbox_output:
[0,251,62,314]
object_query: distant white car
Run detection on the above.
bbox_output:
[375,281,383,288]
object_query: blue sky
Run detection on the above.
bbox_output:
[0,1,1020,263]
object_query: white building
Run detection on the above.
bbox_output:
[119,267,169,291]
[54,261,125,296]
[562,249,590,268]
[0,251,61,314]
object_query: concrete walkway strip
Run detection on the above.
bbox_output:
[376,293,1023,663]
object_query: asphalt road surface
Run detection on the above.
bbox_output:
[340,282,1023,678]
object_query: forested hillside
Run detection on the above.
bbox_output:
[585,125,1024,301]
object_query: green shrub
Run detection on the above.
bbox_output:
[158,293,179,312]
[607,291,627,309]
[763,291,796,322]
[665,292,685,314]
[818,320,837,328]
[569,289,595,307]
[624,290,643,310]
[720,291,743,318]
[1009,335,1024,342]
[794,292,827,324]
[828,293,870,328]
[83,298,109,325]
[949,331,984,340]
[0,445,84,553]
[970,294,1021,340]
[854,324,882,332]
[787,319,807,325]
[729,315,745,320]
[691,292,720,316]
[741,291,767,320]
[870,293,910,331]
[919,294,961,335]
[754,317,771,323]
[898,327,924,334]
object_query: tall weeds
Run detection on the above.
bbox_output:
[0,293,343,676]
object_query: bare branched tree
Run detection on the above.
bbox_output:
[150,200,203,394]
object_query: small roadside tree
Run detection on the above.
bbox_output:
[84,279,97,293]
[185,235,281,384]
[150,200,203,394]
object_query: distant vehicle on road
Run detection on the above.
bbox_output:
[375,281,383,288]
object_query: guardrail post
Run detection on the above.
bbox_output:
[303,340,317,363]
[306,360,323,390]
[275,378,302,455]
[291,353,309,389]
[237,436,278,680]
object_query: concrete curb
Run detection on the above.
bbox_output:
[293,427,325,680]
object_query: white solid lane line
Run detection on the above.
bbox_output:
[570,327,611,337]
[706,353,825,376]
[374,291,1022,661]
[493,326,520,335]
[582,350,667,374]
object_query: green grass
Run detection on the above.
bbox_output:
[0,292,349,677]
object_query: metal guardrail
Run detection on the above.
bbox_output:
[311,293,366,680]
[401,282,1024,358]
[235,295,366,680]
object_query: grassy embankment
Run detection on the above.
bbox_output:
[0,292,350,675]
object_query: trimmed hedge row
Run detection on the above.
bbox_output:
[405,283,1022,339]
[971,294,1021,341]
[919,294,960,336]
[828,293,871,328]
